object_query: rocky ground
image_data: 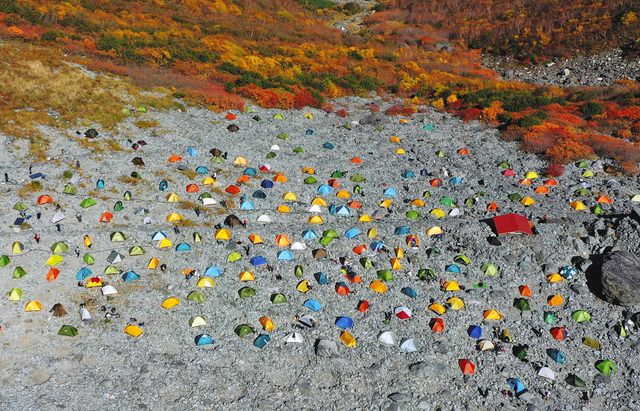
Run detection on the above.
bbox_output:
[0,94,639,410]
[484,49,640,87]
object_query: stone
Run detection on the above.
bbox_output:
[600,251,640,306]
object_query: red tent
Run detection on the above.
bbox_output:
[492,213,533,235]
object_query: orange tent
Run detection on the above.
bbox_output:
[37,195,53,205]
[225,112,236,120]
[225,185,240,195]
[357,300,369,312]
[550,326,567,340]
[275,234,291,247]
[518,285,532,297]
[273,173,287,183]
[167,154,182,163]
[544,179,558,186]
[335,283,350,296]
[350,157,363,164]
[352,244,367,254]
[596,195,613,204]
[486,202,498,212]
[458,359,475,375]
[186,184,199,193]
[430,318,445,333]
[99,211,113,223]
[534,186,550,195]
[237,175,250,184]
[457,148,470,156]
[46,267,60,282]
[430,178,442,187]
[347,200,362,209]
[327,179,340,188]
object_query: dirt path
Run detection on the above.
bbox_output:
[331,0,379,34]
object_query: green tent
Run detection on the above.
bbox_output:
[508,193,523,202]
[360,257,373,270]
[454,254,471,265]
[304,176,318,184]
[322,229,339,239]
[110,232,126,242]
[377,269,393,281]
[439,197,454,207]
[405,210,420,220]
[0,255,11,267]
[114,201,124,212]
[481,263,498,276]
[50,241,69,254]
[104,265,120,275]
[319,236,334,246]
[129,246,146,256]
[464,197,476,206]
[583,337,601,350]
[497,161,511,169]
[350,174,365,183]
[193,232,203,242]
[435,150,446,158]
[592,204,604,215]
[13,202,27,211]
[331,171,346,178]
[565,374,587,389]
[63,185,78,195]
[595,359,617,376]
[293,147,304,153]
[80,198,97,208]
[575,188,590,196]
[571,310,591,323]
[514,298,530,311]
[235,324,255,338]
[212,155,226,163]
[13,266,27,279]
[417,268,435,280]
[238,287,256,299]
[271,293,287,304]
[123,191,132,201]
[276,133,289,140]
[543,311,557,324]
[513,345,527,360]
[227,251,242,262]
[426,247,441,257]
[265,152,276,159]
[187,291,206,303]
[273,113,284,120]
[294,265,304,278]
[58,325,79,337]
[83,253,95,265]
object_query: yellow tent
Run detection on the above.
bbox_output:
[25,300,43,311]
[283,192,298,201]
[340,331,357,348]
[336,190,351,199]
[447,297,465,310]
[547,273,563,283]
[202,176,216,185]
[296,280,311,293]
[379,199,393,208]
[161,296,180,310]
[46,255,64,266]
[430,208,445,218]
[302,166,315,174]
[166,212,184,222]
[370,279,388,294]
[215,228,232,241]
[429,303,446,315]
[524,171,539,179]
[443,280,460,291]
[311,197,328,206]
[520,196,536,206]
[389,135,401,143]
[259,316,275,331]
[427,226,444,236]
[158,238,172,248]
[390,258,402,270]
[483,309,504,320]
[84,235,92,248]
[277,204,291,213]
[239,271,255,281]
[273,173,287,183]
[396,148,406,155]
[12,241,23,255]
[233,156,248,166]
[411,199,425,207]
[124,324,144,337]
[249,234,264,244]
[147,257,160,269]
[359,214,372,222]
[275,234,291,247]
[570,201,587,210]
[197,277,216,288]
[367,228,377,238]
[308,215,324,224]
[166,193,181,202]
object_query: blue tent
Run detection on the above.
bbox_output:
[335,316,354,329]
[96,179,105,189]
[314,272,328,285]
[13,218,25,226]
[445,264,461,274]
[277,250,293,261]
[506,378,526,395]
[344,227,361,239]
[303,299,322,312]
[253,334,270,349]
[240,200,255,210]
[336,206,350,216]
[467,325,482,339]
[305,129,314,136]
[394,226,410,235]
[370,241,385,251]
[175,243,191,252]
[159,180,168,191]
[328,204,337,215]
[151,231,167,241]
[122,271,140,282]
[547,348,566,364]
[317,184,332,195]
[187,146,197,157]
[195,334,214,346]
[250,256,267,266]
[402,170,416,178]
[322,142,334,149]
[261,180,274,189]
[76,267,92,280]
[204,266,222,277]
[450,177,463,186]
[383,187,397,198]
[196,166,209,175]
[401,287,417,298]
[302,229,318,240]
[244,167,257,176]
[253,190,267,199]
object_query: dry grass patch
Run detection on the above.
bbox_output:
[134,119,160,129]
[17,180,42,199]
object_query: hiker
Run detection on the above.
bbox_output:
[34,233,40,244]
[29,165,32,174]
[76,213,82,222]
[3,173,7,183]
[74,248,80,257]
[36,212,41,220]
[55,223,61,232]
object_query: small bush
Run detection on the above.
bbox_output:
[581,101,605,118]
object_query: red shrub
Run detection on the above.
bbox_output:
[336,108,349,117]
[459,107,482,122]
[546,163,565,177]
[292,86,319,109]
[385,104,416,116]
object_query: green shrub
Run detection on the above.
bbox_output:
[581,101,605,118]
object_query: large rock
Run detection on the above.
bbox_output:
[601,251,640,306]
